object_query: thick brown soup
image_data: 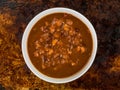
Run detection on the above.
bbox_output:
[27,13,93,78]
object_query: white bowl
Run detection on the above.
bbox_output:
[22,8,97,84]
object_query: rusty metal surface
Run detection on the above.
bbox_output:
[0,0,120,89]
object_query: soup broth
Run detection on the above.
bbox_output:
[27,13,93,78]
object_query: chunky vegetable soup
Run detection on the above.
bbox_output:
[27,13,93,78]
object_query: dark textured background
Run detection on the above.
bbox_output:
[0,0,120,90]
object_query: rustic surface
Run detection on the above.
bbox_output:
[0,0,120,90]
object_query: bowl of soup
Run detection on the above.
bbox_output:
[22,8,97,83]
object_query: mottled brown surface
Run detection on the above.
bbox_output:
[0,0,120,90]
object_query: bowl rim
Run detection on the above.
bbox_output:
[22,7,97,84]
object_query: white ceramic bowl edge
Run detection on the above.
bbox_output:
[22,7,97,84]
